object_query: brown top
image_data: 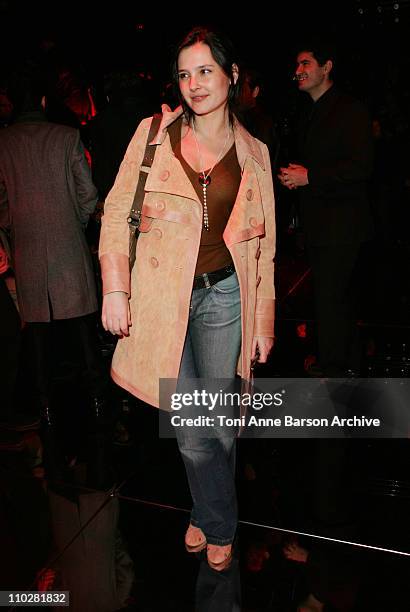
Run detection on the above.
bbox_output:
[168,117,241,275]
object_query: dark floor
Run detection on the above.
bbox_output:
[1,430,409,611]
[1,239,410,611]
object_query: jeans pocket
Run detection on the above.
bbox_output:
[211,272,239,295]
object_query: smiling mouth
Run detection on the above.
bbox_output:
[191,95,208,101]
[295,74,308,81]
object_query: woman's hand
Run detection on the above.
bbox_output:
[102,291,131,337]
[251,336,275,365]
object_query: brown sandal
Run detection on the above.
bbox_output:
[185,524,207,553]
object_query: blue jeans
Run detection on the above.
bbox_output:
[174,271,241,545]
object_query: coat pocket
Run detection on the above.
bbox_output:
[141,197,194,226]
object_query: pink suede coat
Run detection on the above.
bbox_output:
[99,115,276,408]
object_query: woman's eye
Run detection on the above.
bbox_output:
[178,73,189,80]
[201,69,211,75]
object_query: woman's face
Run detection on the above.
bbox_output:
[177,42,236,117]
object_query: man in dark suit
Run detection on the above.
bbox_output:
[279,42,373,376]
[0,66,107,478]
[278,43,373,611]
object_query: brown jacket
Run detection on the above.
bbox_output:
[99,115,276,408]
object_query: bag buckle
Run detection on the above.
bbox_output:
[127,209,141,229]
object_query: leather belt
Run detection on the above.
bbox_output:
[192,265,235,290]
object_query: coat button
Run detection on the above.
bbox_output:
[249,217,258,228]
[153,228,162,239]
[150,257,159,268]
[246,189,253,201]
[156,200,165,211]
[255,247,261,259]
[256,275,261,287]
[160,170,170,181]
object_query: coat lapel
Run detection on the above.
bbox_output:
[232,117,265,172]
[145,134,200,203]
[223,156,265,246]
[224,119,266,245]
[145,107,199,202]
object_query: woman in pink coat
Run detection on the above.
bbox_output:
[99,27,276,570]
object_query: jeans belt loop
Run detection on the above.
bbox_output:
[203,273,211,289]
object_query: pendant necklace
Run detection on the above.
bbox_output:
[192,121,231,231]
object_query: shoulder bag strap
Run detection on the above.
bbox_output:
[127,113,162,233]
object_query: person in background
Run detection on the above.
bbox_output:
[279,41,373,377]
[88,69,152,204]
[278,41,372,611]
[238,66,280,174]
[0,89,13,128]
[87,69,154,443]
[0,63,106,481]
[0,229,26,450]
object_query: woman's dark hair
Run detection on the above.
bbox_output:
[171,26,240,123]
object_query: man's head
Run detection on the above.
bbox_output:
[103,69,144,104]
[239,67,262,111]
[8,63,47,115]
[294,41,335,101]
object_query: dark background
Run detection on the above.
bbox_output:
[2,1,410,114]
